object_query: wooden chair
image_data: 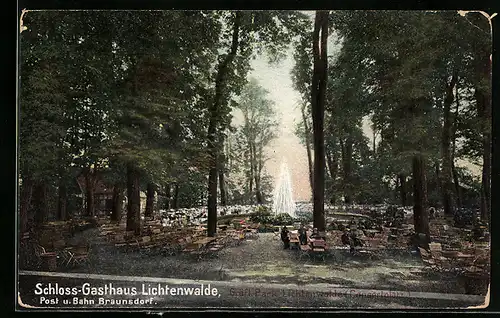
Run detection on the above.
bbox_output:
[64,245,90,267]
[182,241,199,254]
[135,236,152,253]
[59,248,75,267]
[311,239,326,248]
[114,234,128,248]
[289,236,300,250]
[32,244,47,268]
[233,231,245,246]
[310,239,328,261]
[298,244,312,260]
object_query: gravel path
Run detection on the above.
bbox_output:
[67,229,470,295]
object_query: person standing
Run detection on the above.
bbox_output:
[281,226,290,249]
[298,224,307,245]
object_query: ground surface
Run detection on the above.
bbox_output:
[18,228,488,309]
[66,229,471,293]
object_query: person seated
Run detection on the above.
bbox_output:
[341,231,351,246]
[310,228,322,240]
[338,223,346,232]
[328,221,338,231]
[298,224,307,245]
[341,229,363,254]
[428,207,436,219]
[280,226,290,249]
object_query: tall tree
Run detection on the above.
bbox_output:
[310,11,329,231]
[235,78,279,204]
[206,10,309,236]
[19,11,71,232]
[440,72,459,215]
[300,103,314,193]
[206,11,243,237]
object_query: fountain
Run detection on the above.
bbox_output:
[272,160,296,217]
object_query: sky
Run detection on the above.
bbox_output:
[247,50,310,201]
[241,32,482,202]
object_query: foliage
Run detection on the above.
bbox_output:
[255,205,272,214]
[228,78,279,203]
[292,11,489,209]
[19,10,489,228]
[176,170,208,208]
[272,213,297,226]
[249,208,303,226]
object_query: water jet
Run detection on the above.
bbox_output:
[272,160,296,217]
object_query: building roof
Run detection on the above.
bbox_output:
[76,175,114,195]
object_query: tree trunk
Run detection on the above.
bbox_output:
[254,173,263,204]
[251,142,263,204]
[310,10,328,232]
[126,163,141,235]
[57,181,68,221]
[451,161,461,209]
[341,138,353,204]
[257,148,265,202]
[219,134,228,206]
[480,113,491,222]
[412,154,429,242]
[255,189,264,205]
[451,83,462,209]
[441,72,458,216]
[164,184,171,210]
[206,11,242,237]
[325,147,337,205]
[172,183,179,210]
[85,172,95,217]
[432,161,440,207]
[111,183,123,222]
[249,143,254,196]
[145,183,155,218]
[475,54,491,222]
[33,182,48,225]
[398,174,407,207]
[219,170,227,206]
[302,104,314,193]
[19,176,34,234]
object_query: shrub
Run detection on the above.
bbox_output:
[250,206,272,224]
[255,205,272,214]
[272,213,295,226]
